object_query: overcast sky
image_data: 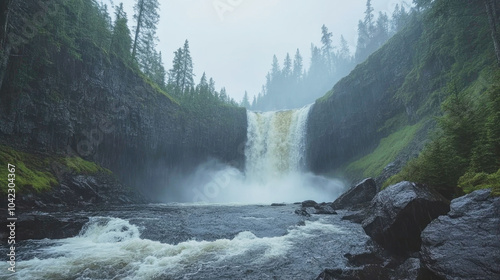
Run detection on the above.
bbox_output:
[106,0,406,102]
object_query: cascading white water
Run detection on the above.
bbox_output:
[167,104,344,203]
[245,105,311,182]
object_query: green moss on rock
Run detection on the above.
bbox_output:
[0,145,109,193]
[0,145,57,192]
[64,156,109,174]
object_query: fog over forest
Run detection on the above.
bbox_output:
[104,0,409,106]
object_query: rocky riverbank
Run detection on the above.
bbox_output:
[317,179,500,280]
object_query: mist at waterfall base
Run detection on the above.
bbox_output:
[164,105,346,204]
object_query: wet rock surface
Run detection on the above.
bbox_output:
[270,203,286,206]
[420,189,500,280]
[314,181,460,280]
[332,178,377,210]
[341,209,368,224]
[295,202,337,216]
[362,181,450,254]
[17,171,147,210]
[0,48,247,201]
[302,200,318,207]
[314,203,338,215]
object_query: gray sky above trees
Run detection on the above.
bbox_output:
[106,0,403,102]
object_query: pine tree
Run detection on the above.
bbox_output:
[208,77,216,97]
[439,86,477,160]
[355,20,370,63]
[271,55,281,79]
[219,87,228,103]
[197,72,208,96]
[241,91,250,108]
[168,47,183,96]
[137,32,156,76]
[100,3,112,35]
[321,24,334,73]
[375,12,389,47]
[132,0,160,62]
[167,40,195,97]
[391,4,409,34]
[179,40,195,95]
[150,51,166,88]
[293,49,303,81]
[364,0,375,35]
[110,3,132,61]
[337,35,352,77]
[282,53,292,78]
[338,35,351,62]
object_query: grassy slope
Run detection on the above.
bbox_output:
[345,120,424,179]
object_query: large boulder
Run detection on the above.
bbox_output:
[302,200,318,207]
[420,189,500,279]
[362,181,450,254]
[332,178,377,210]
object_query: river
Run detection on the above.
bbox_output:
[2,204,371,279]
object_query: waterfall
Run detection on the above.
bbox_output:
[245,105,311,182]
[173,104,344,203]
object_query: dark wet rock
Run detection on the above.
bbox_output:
[420,189,500,280]
[316,269,344,280]
[18,172,147,210]
[332,178,377,210]
[317,252,434,280]
[362,181,450,255]
[271,203,286,206]
[389,258,425,280]
[314,203,337,215]
[316,265,389,280]
[294,208,311,217]
[341,209,368,224]
[0,42,247,202]
[14,214,89,240]
[345,252,384,267]
[302,200,318,207]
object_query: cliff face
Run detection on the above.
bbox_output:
[0,50,247,199]
[307,21,423,175]
[307,1,498,186]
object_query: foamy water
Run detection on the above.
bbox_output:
[6,212,358,280]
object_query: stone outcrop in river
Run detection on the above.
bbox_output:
[362,181,450,254]
[420,189,500,279]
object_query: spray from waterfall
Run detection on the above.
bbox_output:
[171,105,345,203]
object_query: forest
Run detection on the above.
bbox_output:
[383,0,500,199]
